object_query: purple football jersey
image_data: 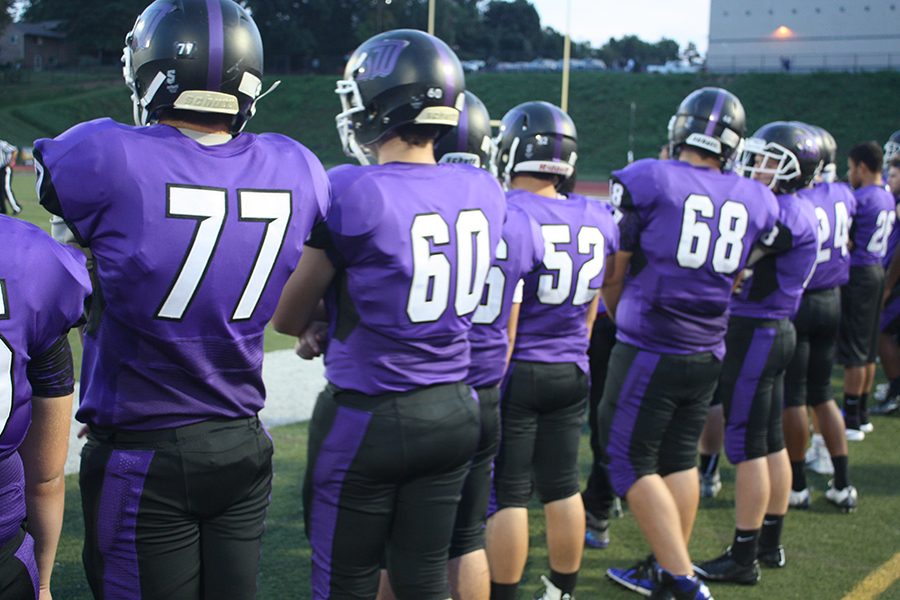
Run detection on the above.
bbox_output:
[850,184,896,267]
[508,191,619,373]
[321,162,506,395]
[468,203,544,388]
[798,182,858,290]
[35,119,329,430]
[612,159,779,358]
[883,193,900,269]
[731,193,819,319]
[0,216,90,544]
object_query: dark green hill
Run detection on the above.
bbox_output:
[2,69,898,178]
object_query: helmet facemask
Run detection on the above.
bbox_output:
[740,137,803,191]
[335,78,374,165]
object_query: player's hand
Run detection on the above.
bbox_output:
[295,321,329,360]
[39,584,52,600]
[76,425,90,439]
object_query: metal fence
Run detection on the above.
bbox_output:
[706,52,900,73]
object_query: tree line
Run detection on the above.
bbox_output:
[19,0,687,72]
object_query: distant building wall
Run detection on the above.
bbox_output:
[707,0,900,72]
[0,21,72,69]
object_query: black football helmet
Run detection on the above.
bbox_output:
[799,123,838,182]
[884,130,900,171]
[434,91,492,170]
[739,121,822,193]
[668,87,746,167]
[123,0,265,133]
[493,101,578,189]
[336,29,466,165]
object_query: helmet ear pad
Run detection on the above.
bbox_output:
[336,29,466,165]
[123,0,264,133]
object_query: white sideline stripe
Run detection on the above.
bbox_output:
[63,349,325,475]
[842,552,900,600]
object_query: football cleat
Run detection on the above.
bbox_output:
[585,510,610,549]
[694,548,760,585]
[757,545,786,569]
[859,421,874,434]
[825,482,859,513]
[845,427,866,442]
[870,395,900,415]
[533,575,573,600]
[651,569,714,600]
[607,555,656,596]
[700,471,722,499]
[805,437,834,475]
[789,487,810,509]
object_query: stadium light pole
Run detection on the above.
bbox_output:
[560,0,572,112]
[428,0,436,35]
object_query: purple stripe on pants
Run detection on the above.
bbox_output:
[310,405,373,600]
[606,351,661,497]
[725,327,777,464]
[206,0,224,90]
[97,450,155,600]
[13,531,38,600]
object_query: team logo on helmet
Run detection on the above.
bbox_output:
[355,40,410,82]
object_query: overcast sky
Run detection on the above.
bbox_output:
[529,0,712,54]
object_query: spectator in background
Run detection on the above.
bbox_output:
[0,140,20,215]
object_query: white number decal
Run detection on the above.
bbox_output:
[537,224,606,306]
[538,225,573,305]
[573,226,606,305]
[677,194,714,269]
[157,186,291,321]
[233,190,292,320]
[407,210,491,324]
[866,209,896,256]
[814,202,851,265]
[473,239,508,325]
[455,210,493,316]
[834,201,850,258]
[676,194,748,274]
[713,201,749,273]
[0,282,12,436]
[157,187,227,320]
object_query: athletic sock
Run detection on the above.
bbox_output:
[490,582,518,600]
[791,460,807,491]
[759,514,784,550]
[832,455,850,489]
[550,570,578,596]
[889,376,900,398]
[731,528,759,565]
[700,453,719,477]
[861,392,869,413]
[844,394,861,426]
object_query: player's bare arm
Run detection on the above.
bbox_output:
[272,248,336,337]
[18,392,73,600]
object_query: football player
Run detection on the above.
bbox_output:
[0,140,20,215]
[35,1,330,597]
[872,155,900,415]
[694,122,819,585]
[0,216,90,600]
[839,142,896,437]
[782,123,858,510]
[485,101,619,600]
[273,30,506,600]
[601,87,778,600]
[883,130,900,175]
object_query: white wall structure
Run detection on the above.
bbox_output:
[707,0,900,72]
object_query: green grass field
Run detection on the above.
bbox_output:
[45,418,900,599]
[2,69,899,179]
